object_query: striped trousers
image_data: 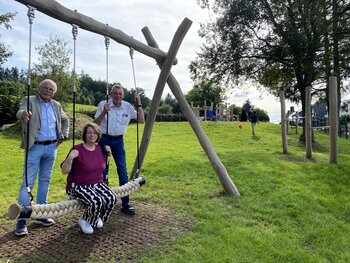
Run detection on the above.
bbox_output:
[69,182,117,227]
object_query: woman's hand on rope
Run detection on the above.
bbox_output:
[61,149,79,174]
[105,145,112,156]
[22,110,32,123]
[69,149,79,160]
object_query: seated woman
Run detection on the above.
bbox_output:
[61,122,117,234]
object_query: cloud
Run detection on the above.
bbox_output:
[1,0,298,122]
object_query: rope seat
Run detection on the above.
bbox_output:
[8,177,145,220]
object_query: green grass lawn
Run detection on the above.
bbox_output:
[65,103,97,112]
[1,121,350,262]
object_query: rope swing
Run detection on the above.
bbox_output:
[24,5,36,204]
[104,34,110,185]
[129,46,141,180]
[70,23,78,189]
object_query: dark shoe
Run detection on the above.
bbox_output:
[34,218,55,226]
[121,204,136,215]
[15,220,28,236]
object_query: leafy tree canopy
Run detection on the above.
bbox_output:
[192,0,350,110]
[186,78,226,107]
[0,12,16,65]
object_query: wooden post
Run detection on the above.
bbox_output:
[280,90,288,154]
[139,27,240,196]
[296,115,298,134]
[204,100,207,121]
[129,18,192,179]
[286,110,290,134]
[305,86,312,159]
[329,76,338,164]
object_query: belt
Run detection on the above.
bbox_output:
[34,140,57,145]
[102,134,123,140]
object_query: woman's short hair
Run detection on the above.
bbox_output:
[82,122,102,143]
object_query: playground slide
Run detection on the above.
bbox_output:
[207,110,223,122]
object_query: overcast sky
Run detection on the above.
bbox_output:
[1,0,299,122]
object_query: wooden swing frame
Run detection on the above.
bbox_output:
[9,0,240,221]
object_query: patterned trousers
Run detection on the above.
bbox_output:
[69,182,117,227]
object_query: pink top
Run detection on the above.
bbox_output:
[62,143,105,193]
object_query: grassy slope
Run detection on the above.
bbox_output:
[1,121,350,262]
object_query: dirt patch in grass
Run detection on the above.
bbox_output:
[0,201,193,262]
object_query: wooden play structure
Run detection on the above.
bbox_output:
[9,0,240,221]
[191,100,238,122]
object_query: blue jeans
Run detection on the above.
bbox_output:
[98,136,130,207]
[18,143,57,207]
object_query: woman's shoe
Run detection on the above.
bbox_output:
[97,218,103,228]
[78,218,93,234]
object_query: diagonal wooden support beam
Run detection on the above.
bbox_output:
[131,27,240,196]
[130,17,192,178]
[14,0,177,64]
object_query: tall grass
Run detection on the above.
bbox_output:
[1,121,350,262]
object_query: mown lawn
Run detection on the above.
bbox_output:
[1,121,350,262]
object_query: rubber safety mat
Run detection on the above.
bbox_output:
[0,202,193,262]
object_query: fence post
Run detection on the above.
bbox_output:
[329,76,338,164]
[280,90,288,154]
[305,86,312,159]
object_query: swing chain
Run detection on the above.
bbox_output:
[104,36,110,50]
[105,36,110,96]
[25,5,36,204]
[26,6,35,86]
[72,24,78,40]
[27,6,35,25]
[129,46,134,60]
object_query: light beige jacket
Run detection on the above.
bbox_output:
[16,95,69,150]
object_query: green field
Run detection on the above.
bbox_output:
[1,121,350,262]
[65,103,97,112]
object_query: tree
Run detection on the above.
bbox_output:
[33,35,75,104]
[192,0,350,140]
[242,99,253,113]
[163,93,181,114]
[254,108,270,122]
[0,65,26,126]
[0,12,15,65]
[186,78,225,107]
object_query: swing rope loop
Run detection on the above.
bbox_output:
[25,5,36,204]
[129,46,137,91]
[104,35,110,133]
[26,6,35,86]
[104,34,110,185]
[71,24,78,145]
[129,45,140,179]
[71,24,78,188]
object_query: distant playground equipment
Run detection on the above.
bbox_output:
[207,109,223,122]
[191,100,238,122]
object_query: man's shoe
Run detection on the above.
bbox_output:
[121,204,136,215]
[15,220,28,236]
[34,218,55,227]
[78,218,93,234]
[97,218,103,229]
